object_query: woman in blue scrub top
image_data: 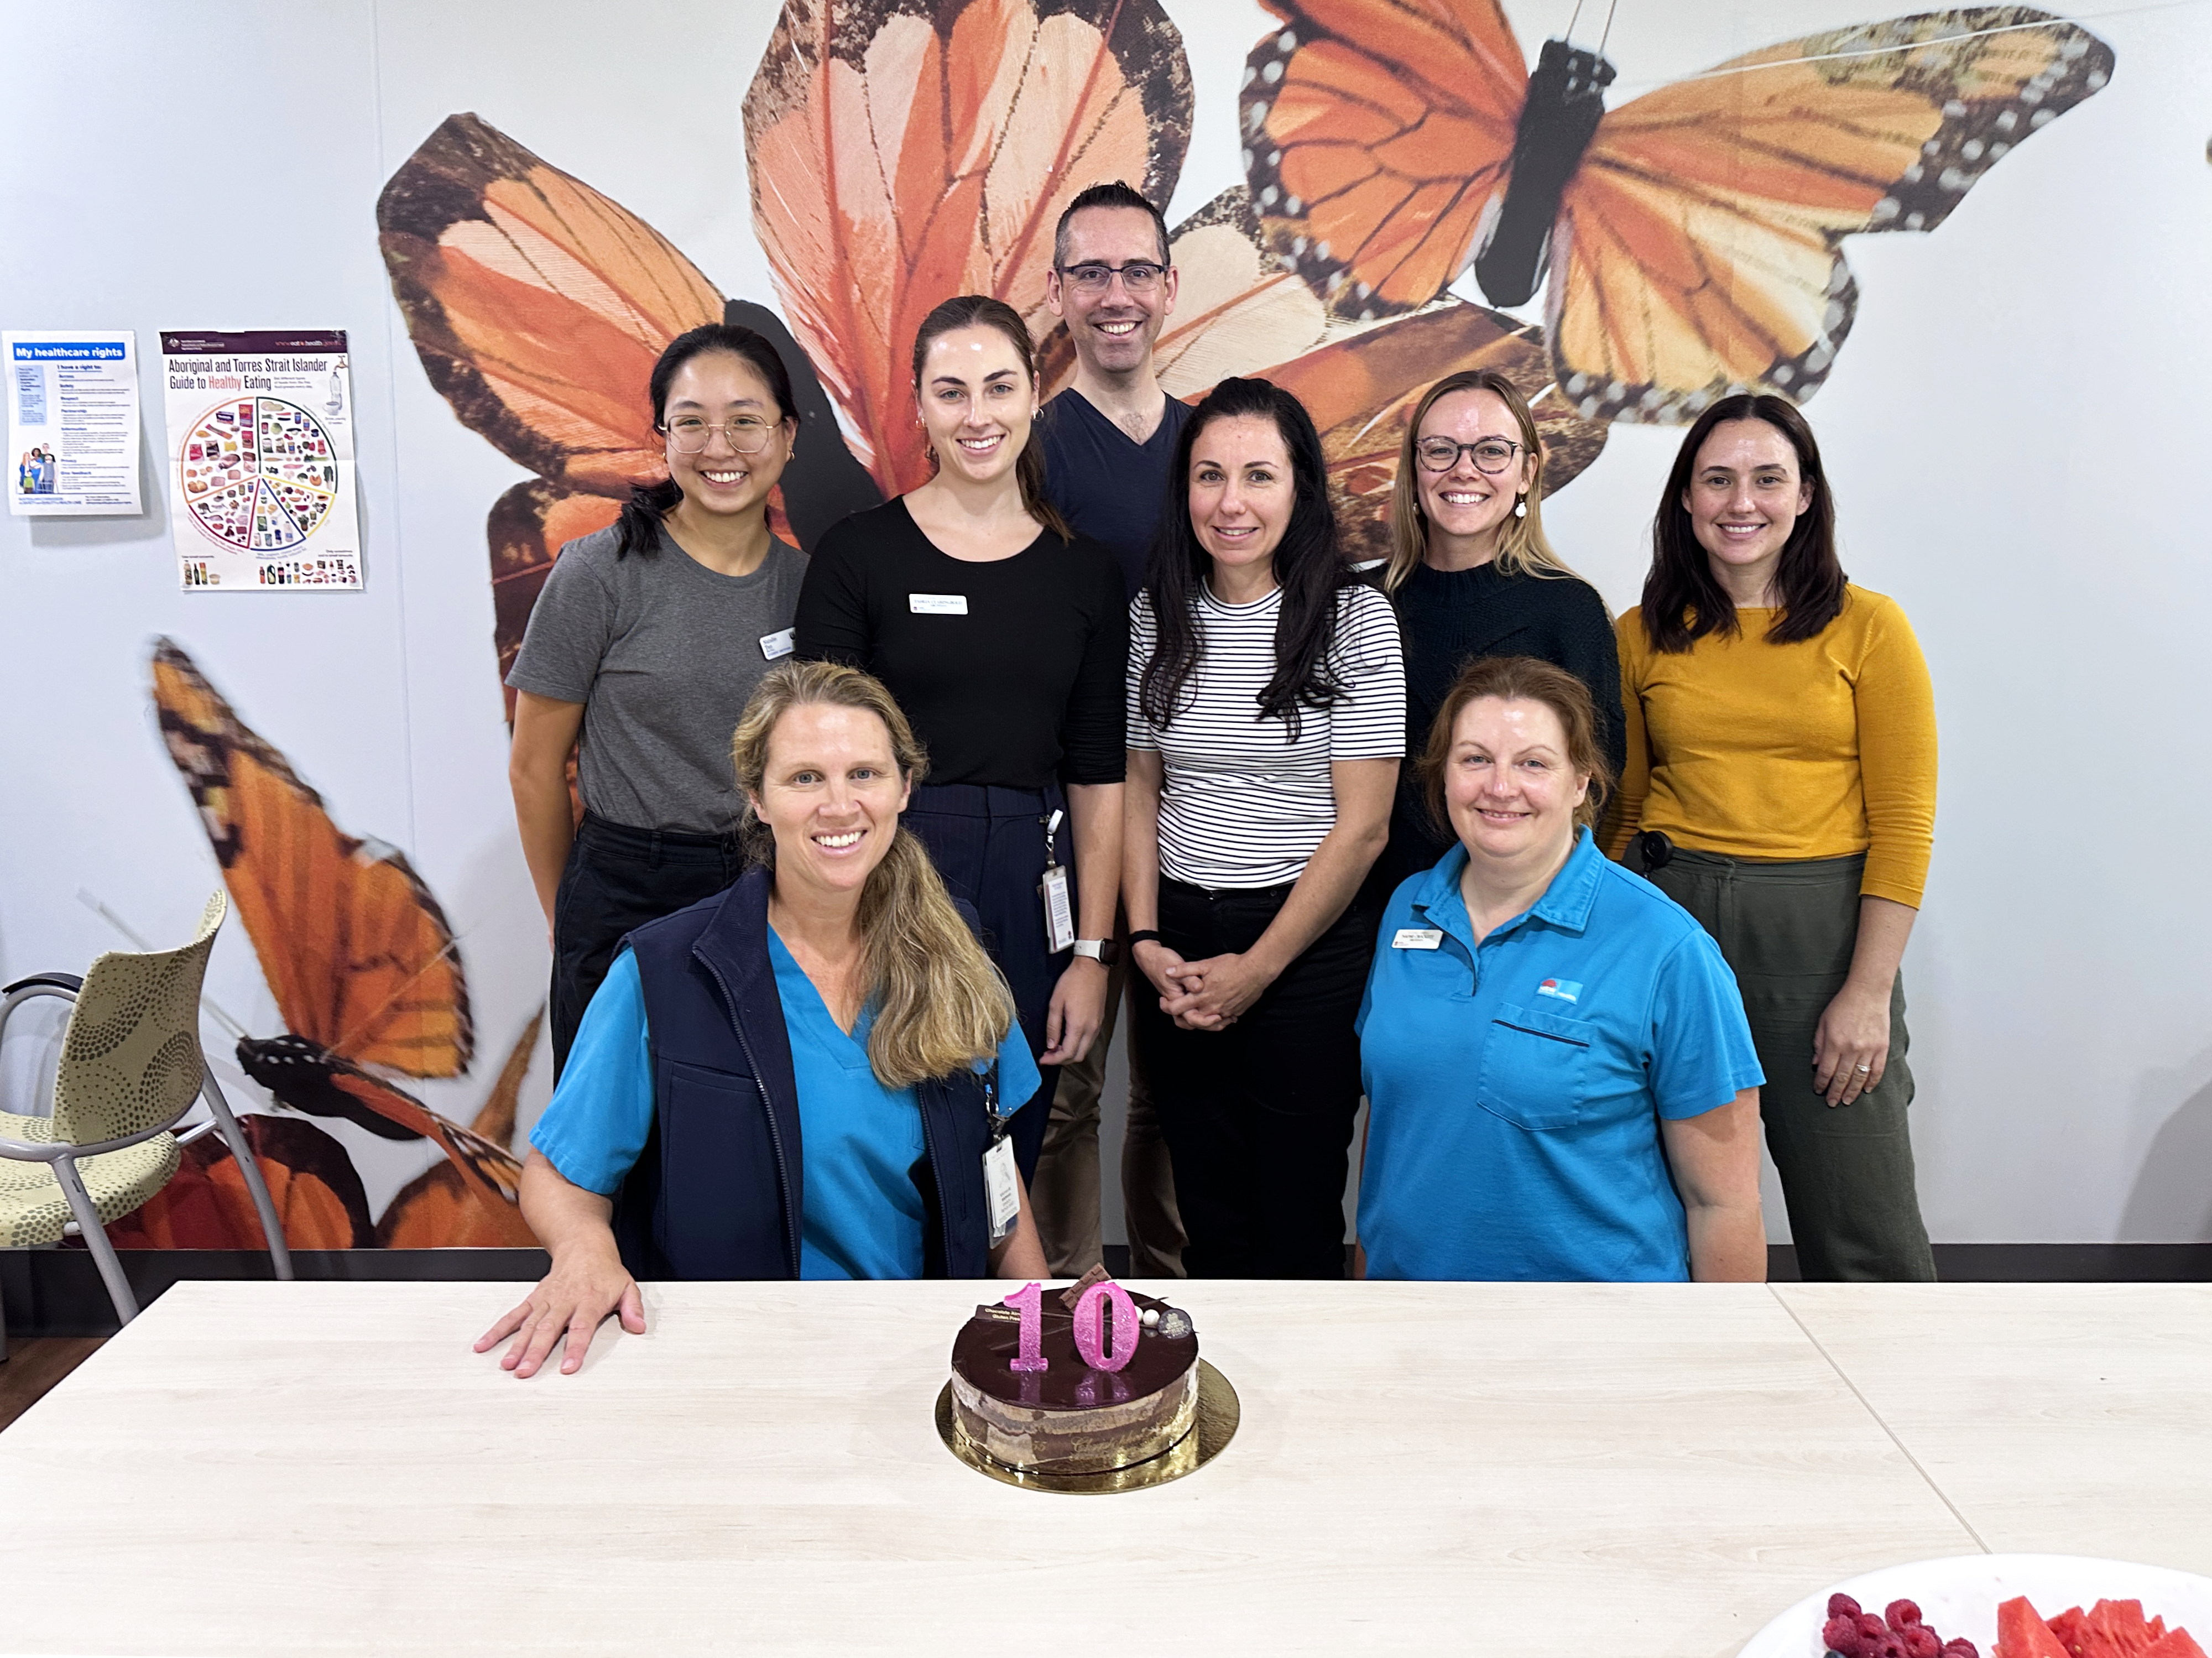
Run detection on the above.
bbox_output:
[1354,656,1767,1282]
[478,661,1049,1378]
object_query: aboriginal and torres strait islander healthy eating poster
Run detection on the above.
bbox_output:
[161,330,361,590]
[93,0,2121,1252]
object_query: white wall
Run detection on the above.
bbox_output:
[4,0,2208,1242]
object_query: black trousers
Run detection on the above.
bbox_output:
[1130,878,1378,1279]
[551,813,744,1076]
[901,782,1071,1185]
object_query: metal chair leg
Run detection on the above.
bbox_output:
[50,1156,139,1326]
[199,1070,294,1281]
[1,1260,10,1362]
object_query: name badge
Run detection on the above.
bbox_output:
[982,1137,1020,1245]
[758,628,795,660]
[909,593,968,615]
[1392,928,1443,950]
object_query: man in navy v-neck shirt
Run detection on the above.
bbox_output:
[1030,181,1191,1278]
[1033,182,1192,600]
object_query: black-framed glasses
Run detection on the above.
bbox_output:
[1415,436,1527,474]
[664,416,778,455]
[1055,260,1166,294]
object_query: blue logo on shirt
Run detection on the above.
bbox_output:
[1536,978,1582,1004]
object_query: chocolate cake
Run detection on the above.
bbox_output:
[947,1274,1199,1475]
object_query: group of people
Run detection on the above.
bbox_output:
[481,184,1939,1379]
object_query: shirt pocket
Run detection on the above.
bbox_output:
[1474,1002,1595,1132]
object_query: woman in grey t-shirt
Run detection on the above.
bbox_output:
[507,324,809,1072]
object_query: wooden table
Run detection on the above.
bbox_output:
[0,1280,2202,1656]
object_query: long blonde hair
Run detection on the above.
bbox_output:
[731,661,1017,1089]
[1384,371,1584,593]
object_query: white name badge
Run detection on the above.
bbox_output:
[1392,928,1444,950]
[909,593,968,615]
[982,1136,1020,1244]
[758,627,795,660]
[1040,863,1074,953]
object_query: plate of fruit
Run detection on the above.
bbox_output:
[1739,1555,2212,1657]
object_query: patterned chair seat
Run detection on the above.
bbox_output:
[0,1108,182,1248]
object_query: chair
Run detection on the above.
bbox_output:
[0,893,294,1350]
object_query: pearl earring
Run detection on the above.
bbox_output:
[1514,495,1527,519]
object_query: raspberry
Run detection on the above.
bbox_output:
[1824,1614,1865,1655]
[1831,1595,1866,1621]
[1942,1641,1981,1658]
[1902,1627,1942,1658]
[1861,1615,1891,1640]
[1888,1601,1925,1630]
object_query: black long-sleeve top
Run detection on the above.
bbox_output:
[794,499,1128,789]
[1372,559,1626,894]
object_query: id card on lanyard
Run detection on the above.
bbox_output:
[980,1063,1020,1245]
[1038,806,1074,954]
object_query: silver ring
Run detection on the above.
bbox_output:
[1855,1063,1871,1072]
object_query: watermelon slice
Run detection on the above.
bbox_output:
[2138,1630,2207,1658]
[1999,1598,2075,1658]
[2082,1600,2163,1658]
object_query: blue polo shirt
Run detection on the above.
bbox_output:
[1356,830,1762,1282]
[533,935,1041,1279]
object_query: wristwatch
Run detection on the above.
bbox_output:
[1071,938,1120,966]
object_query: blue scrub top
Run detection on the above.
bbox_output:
[531,934,1041,1280]
[1356,830,1763,1282]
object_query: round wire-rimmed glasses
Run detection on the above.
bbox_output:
[1413,436,1527,475]
[664,417,778,455]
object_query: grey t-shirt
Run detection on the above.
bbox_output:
[506,521,808,832]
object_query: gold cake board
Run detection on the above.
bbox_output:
[934,1360,1239,1494]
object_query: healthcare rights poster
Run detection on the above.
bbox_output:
[161,329,361,590]
[7,330,144,517]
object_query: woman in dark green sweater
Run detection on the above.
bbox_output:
[1370,370,1624,897]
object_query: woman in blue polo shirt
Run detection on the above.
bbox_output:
[478,661,1048,1379]
[1355,656,1766,1282]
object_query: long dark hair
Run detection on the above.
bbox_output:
[910,295,1070,540]
[1138,377,1350,738]
[616,323,797,560]
[1641,393,1844,651]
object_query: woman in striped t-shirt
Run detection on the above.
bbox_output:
[1124,377,1406,1279]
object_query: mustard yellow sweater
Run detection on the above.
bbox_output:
[1604,586,1937,907]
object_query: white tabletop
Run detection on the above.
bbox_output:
[0,1279,2194,1656]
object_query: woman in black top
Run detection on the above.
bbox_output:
[1371,369,1624,897]
[795,295,1126,1182]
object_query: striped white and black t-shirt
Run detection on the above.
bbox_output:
[1129,581,1405,889]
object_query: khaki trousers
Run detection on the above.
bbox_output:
[1030,952,1187,1278]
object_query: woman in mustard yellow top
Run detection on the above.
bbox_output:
[1607,395,1935,1282]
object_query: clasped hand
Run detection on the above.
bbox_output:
[1134,939,1273,1031]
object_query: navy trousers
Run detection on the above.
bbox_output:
[900,781,1071,1184]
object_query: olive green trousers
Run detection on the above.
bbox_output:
[1630,843,1936,1282]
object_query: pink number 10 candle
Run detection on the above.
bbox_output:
[1003,1281,1048,1372]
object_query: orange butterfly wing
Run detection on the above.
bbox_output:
[106,1114,373,1251]
[745,0,1192,494]
[1255,300,1608,561]
[150,640,472,1077]
[1243,0,1526,321]
[1550,8,2115,420]
[378,112,724,496]
[376,1012,541,1248]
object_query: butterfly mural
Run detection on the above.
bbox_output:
[377,0,1614,658]
[1242,2,2113,421]
[110,640,539,1250]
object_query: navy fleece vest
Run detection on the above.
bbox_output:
[610,864,997,1280]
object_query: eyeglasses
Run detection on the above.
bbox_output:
[1414,436,1527,475]
[664,416,778,454]
[1056,260,1167,295]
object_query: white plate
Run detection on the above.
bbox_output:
[1739,1555,2212,1657]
